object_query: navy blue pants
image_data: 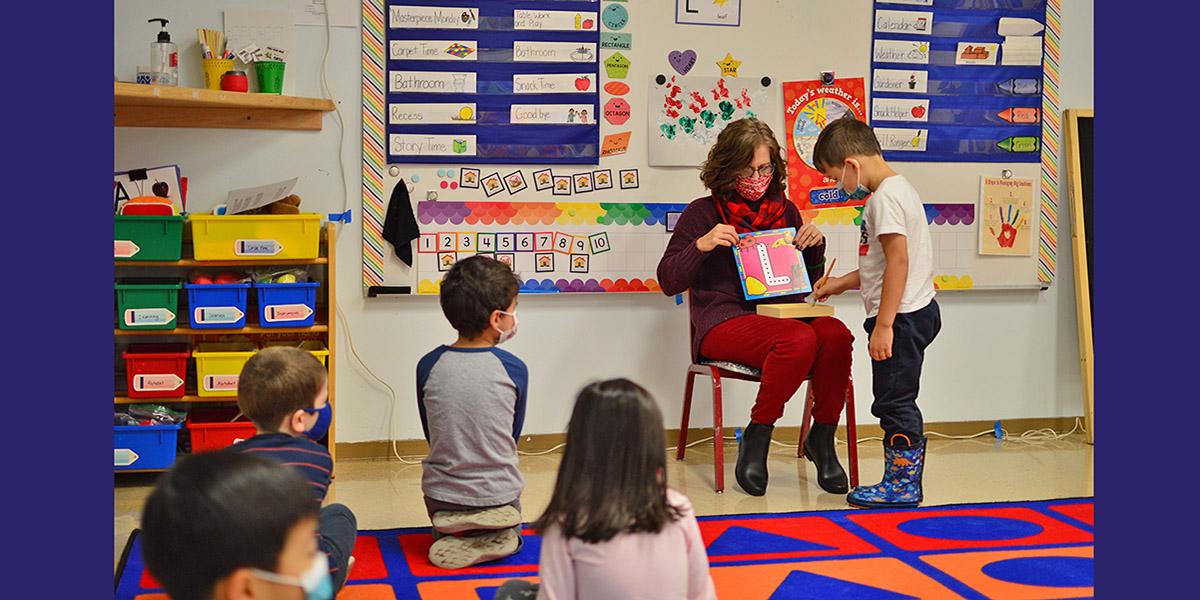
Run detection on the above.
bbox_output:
[864,300,941,442]
[319,503,358,592]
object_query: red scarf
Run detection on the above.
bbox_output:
[713,191,788,234]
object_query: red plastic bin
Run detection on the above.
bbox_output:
[122,343,190,399]
[186,407,258,452]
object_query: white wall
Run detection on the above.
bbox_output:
[115,1,1093,443]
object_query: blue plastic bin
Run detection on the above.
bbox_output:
[254,281,319,327]
[114,423,182,471]
[185,283,251,329]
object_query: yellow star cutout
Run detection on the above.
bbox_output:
[716,53,741,77]
[713,0,729,6]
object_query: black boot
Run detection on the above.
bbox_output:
[736,422,774,496]
[803,423,848,494]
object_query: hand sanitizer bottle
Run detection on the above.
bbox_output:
[148,18,178,86]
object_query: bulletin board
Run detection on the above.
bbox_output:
[362,0,1064,296]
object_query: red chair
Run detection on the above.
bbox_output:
[676,323,859,493]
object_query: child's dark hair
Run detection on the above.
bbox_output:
[141,452,317,600]
[699,117,788,197]
[811,114,882,170]
[238,346,328,431]
[439,255,520,338]
[534,379,681,543]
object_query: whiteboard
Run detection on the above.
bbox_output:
[361,0,1062,295]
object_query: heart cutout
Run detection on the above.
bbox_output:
[668,49,697,76]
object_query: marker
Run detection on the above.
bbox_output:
[997,78,1041,95]
[997,107,1040,124]
[996,136,1039,153]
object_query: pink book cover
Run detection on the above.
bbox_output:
[732,227,812,300]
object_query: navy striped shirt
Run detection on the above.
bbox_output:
[230,433,333,503]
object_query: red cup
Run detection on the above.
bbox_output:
[220,70,249,92]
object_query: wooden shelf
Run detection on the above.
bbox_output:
[115,395,238,405]
[114,82,335,131]
[115,323,329,336]
[116,257,328,267]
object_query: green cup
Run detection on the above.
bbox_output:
[255,61,285,94]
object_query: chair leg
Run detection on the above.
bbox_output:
[846,375,859,488]
[710,367,724,494]
[678,370,697,461]
[797,381,815,458]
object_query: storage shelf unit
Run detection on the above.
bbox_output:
[114,82,335,131]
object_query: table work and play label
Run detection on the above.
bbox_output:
[514,9,597,31]
[193,306,246,325]
[133,374,184,393]
[264,303,315,323]
[124,308,175,327]
[114,240,140,258]
[234,240,284,256]
[203,374,240,392]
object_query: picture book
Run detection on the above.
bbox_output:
[732,227,812,300]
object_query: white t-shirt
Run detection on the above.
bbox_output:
[859,174,935,318]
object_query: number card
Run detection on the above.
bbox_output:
[477,232,496,252]
[457,232,476,252]
[497,233,516,252]
[572,236,588,254]
[517,233,535,252]
[731,227,812,300]
[553,232,572,254]
[439,232,457,251]
[589,232,611,254]
[418,233,437,253]
[535,232,554,251]
[535,252,555,272]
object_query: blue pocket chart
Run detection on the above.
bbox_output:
[386,0,601,164]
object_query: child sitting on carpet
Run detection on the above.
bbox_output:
[417,255,529,569]
[494,379,716,600]
[141,452,333,600]
[231,346,358,591]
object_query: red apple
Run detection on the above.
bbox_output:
[575,76,591,91]
[911,105,926,118]
[582,18,594,29]
[152,181,170,197]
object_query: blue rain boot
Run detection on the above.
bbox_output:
[847,434,926,508]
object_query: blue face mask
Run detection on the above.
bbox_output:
[302,402,332,441]
[841,161,870,201]
[251,552,333,600]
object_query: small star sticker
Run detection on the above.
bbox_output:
[716,53,741,77]
[713,0,729,6]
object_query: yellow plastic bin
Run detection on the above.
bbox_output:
[192,341,257,397]
[261,340,329,367]
[189,214,322,261]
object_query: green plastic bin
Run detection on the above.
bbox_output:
[115,278,182,330]
[115,215,184,261]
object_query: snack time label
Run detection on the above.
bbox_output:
[203,374,239,392]
[124,308,175,327]
[133,374,184,393]
[235,240,283,256]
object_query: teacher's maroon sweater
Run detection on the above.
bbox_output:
[657,193,827,361]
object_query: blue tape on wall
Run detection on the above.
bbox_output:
[386,0,601,165]
[870,0,1048,163]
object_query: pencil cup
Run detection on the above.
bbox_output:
[203,58,235,90]
[255,61,285,94]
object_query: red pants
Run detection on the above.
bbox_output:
[700,314,853,425]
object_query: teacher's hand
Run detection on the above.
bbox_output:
[696,224,740,253]
[793,223,825,249]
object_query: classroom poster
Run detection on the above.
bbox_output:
[648,75,778,166]
[979,176,1034,256]
[782,78,868,210]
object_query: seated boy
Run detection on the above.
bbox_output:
[231,346,358,590]
[141,451,332,600]
[812,116,942,508]
[417,255,528,569]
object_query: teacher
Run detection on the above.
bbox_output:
[657,118,853,496]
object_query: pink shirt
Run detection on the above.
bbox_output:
[536,489,716,600]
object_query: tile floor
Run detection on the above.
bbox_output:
[115,433,1093,571]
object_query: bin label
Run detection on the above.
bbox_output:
[203,374,240,392]
[114,240,141,258]
[133,374,184,392]
[124,308,175,327]
[194,306,245,324]
[264,304,315,323]
[235,239,284,256]
[114,448,140,467]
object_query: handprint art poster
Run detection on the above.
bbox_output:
[648,75,778,166]
[979,176,1034,256]
[732,228,812,301]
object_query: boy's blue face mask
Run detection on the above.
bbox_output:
[841,161,870,201]
[302,402,332,441]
